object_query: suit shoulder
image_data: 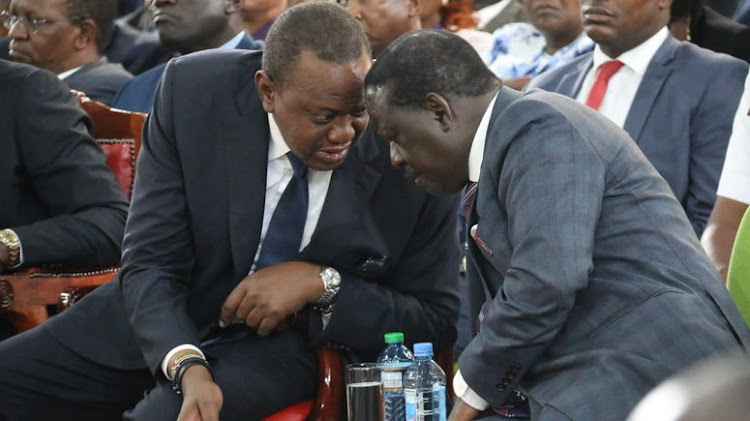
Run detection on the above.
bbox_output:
[676,41,748,70]
[0,60,59,89]
[169,49,263,73]
[526,53,591,90]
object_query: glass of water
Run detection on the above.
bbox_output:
[346,362,385,421]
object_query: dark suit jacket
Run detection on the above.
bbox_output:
[692,6,750,62]
[527,36,748,236]
[459,87,749,420]
[112,32,262,113]
[103,21,176,75]
[46,50,461,376]
[0,60,128,267]
[63,57,133,106]
[0,38,8,61]
[733,0,750,26]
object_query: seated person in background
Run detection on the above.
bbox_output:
[701,69,750,281]
[241,0,285,41]
[345,0,422,58]
[0,60,128,335]
[0,3,459,420]
[4,0,132,105]
[364,29,750,421]
[528,0,748,236]
[112,0,262,113]
[473,0,528,34]
[484,0,593,89]
[668,0,750,63]
[103,18,176,75]
[0,0,7,36]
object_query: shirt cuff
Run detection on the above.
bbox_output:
[453,369,490,411]
[161,344,205,380]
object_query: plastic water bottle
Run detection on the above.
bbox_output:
[376,332,415,421]
[403,342,447,421]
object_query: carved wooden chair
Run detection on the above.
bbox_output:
[0,94,145,333]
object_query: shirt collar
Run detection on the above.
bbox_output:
[592,26,669,76]
[220,31,247,49]
[468,90,501,182]
[57,66,83,80]
[267,113,290,162]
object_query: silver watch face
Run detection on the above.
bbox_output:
[324,267,341,287]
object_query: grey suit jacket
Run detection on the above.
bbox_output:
[0,60,128,267]
[46,50,460,375]
[459,87,749,421]
[527,36,748,236]
[63,57,133,105]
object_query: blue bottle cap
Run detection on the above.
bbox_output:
[413,342,433,357]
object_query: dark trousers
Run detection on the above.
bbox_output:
[0,324,317,421]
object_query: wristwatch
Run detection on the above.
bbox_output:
[312,266,341,313]
[0,229,21,269]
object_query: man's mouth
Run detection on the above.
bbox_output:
[582,6,615,23]
[314,146,350,165]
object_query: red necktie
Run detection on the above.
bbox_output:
[584,60,624,111]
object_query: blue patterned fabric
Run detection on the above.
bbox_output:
[483,23,594,79]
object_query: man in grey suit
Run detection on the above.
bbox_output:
[5,0,132,104]
[365,30,749,421]
[526,0,748,237]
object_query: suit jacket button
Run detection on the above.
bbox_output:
[496,385,505,392]
[502,379,511,386]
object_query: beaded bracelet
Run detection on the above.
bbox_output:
[172,357,211,396]
[170,351,204,379]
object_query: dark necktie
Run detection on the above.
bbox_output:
[584,60,624,111]
[462,181,478,224]
[256,152,309,269]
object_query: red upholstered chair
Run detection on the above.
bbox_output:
[0,95,146,333]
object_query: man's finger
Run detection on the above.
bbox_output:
[256,314,282,337]
[219,285,245,327]
[244,306,265,330]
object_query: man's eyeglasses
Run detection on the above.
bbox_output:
[0,10,86,35]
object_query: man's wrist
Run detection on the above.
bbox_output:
[311,266,341,313]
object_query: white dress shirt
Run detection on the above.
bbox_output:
[57,66,83,80]
[452,90,500,411]
[161,113,333,379]
[575,27,669,128]
[717,69,750,205]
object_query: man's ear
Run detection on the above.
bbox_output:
[226,0,242,14]
[255,70,277,113]
[424,92,453,132]
[73,19,96,51]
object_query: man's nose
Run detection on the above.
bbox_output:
[327,116,356,144]
[7,19,28,39]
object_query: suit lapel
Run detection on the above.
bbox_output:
[623,37,678,143]
[302,128,382,264]
[557,56,592,98]
[226,72,269,280]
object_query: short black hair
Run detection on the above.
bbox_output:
[669,0,703,23]
[263,1,370,87]
[65,0,117,53]
[365,29,499,108]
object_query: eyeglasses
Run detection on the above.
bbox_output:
[0,10,85,35]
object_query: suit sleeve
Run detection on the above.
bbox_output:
[458,108,604,408]
[310,192,461,355]
[118,59,200,374]
[685,59,748,236]
[10,67,128,267]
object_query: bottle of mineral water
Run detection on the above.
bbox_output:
[376,332,415,421]
[403,342,447,421]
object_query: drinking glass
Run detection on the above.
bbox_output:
[346,362,385,421]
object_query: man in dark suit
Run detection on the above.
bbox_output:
[4,0,132,105]
[103,20,175,75]
[364,29,749,421]
[112,0,262,113]
[0,4,460,420]
[0,60,128,337]
[669,0,750,62]
[526,0,748,237]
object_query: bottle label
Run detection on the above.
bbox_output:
[381,370,403,390]
[404,388,418,421]
[404,386,446,421]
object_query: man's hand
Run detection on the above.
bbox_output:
[176,365,223,421]
[448,397,481,421]
[219,261,324,336]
